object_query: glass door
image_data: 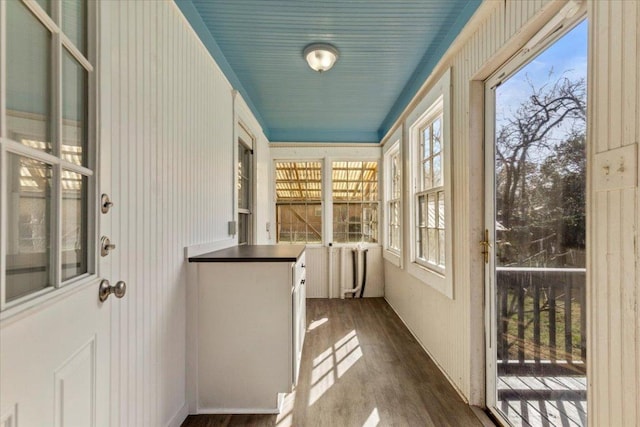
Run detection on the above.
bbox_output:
[485,20,588,427]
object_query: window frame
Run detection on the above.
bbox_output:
[270,147,382,248]
[0,0,97,312]
[273,159,324,246]
[415,110,445,271]
[406,68,453,298]
[382,129,402,267]
[330,159,380,245]
[234,121,256,245]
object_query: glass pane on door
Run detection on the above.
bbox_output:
[5,154,53,302]
[490,21,588,427]
[61,170,88,281]
[6,0,52,151]
[62,0,88,55]
[62,49,89,166]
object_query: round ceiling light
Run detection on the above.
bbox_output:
[303,43,340,72]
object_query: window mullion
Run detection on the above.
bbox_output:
[51,0,62,288]
[61,34,93,72]
[323,158,332,245]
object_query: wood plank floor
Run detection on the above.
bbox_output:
[182,298,489,427]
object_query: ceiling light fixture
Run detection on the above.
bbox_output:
[303,43,339,72]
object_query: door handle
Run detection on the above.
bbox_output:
[99,279,127,302]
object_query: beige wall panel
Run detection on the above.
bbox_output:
[621,188,638,425]
[607,190,623,426]
[588,1,640,425]
[622,2,638,152]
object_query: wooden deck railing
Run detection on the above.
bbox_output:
[496,267,586,376]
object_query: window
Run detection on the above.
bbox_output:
[1,0,93,307]
[407,68,452,297]
[275,161,323,243]
[332,161,379,243]
[416,114,445,268]
[384,141,401,256]
[237,142,252,245]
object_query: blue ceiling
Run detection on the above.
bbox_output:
[176,0,481,142]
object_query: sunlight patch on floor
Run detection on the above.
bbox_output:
[362,408,380,427]
[308,317,328,331]
[276,391,295,427]
[337,346,362,378]
[308,329,362,406]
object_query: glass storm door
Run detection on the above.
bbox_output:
[485,20,588,427]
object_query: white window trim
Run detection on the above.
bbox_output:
[272,158,325,246]
[406,68,453,299]
[330,158,381,246]
[382,129,402,267]
[269,145,383,248]
[237,135,253,245]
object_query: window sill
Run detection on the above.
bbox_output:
[407,261,453,299]
[383,249,402,268]
[329,242,381,249]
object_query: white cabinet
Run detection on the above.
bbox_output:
[292,255,306,385]
[189,245,306,414]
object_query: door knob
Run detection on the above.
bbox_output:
[99,279,127,302]
[101,236,116,257]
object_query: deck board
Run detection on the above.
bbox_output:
[498,374,587,427]
[182,298,486,427]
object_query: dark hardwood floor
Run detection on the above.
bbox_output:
[182,298,490,427]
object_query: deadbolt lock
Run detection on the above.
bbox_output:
[101,236,116,257]
[101,193,114,214]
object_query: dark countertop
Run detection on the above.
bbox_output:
[188,245,305,263]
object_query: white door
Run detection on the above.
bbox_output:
[0,1,113,426]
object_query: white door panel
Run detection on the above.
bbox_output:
[0,1,111,426]
[0,283,110,427]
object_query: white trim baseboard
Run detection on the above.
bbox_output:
[197,407,280,415]
[166,402,189,427]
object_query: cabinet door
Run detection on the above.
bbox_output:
[292,256,306,386]
[292,281,301,385]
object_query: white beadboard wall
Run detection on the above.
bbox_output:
[304,246,384,298]
[100,0,261,425]
[383,0,557,405]
[588,1,639,426]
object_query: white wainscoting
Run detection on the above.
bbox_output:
[100,1,266,425]
[304,245,384,298]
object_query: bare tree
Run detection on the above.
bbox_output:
[496,74,586,231]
